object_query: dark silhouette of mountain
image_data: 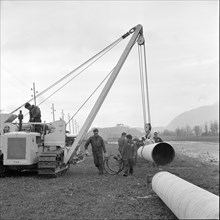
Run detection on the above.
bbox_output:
[166,102,219,131]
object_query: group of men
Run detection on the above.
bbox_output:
[118,132,137,177]
[84,128,163,177]
[23,102,164,177]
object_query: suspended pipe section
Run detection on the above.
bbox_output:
[137,142,175,166]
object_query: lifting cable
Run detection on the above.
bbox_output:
[66,68,114,125]
[10,36,124,114]
[143,44,151,124]
[138,45,147,125]
[138,44,151,128]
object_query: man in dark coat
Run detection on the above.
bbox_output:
[84,128,108,175]
[118,132,126,155]
[25,102,42,132]
[121,134,137,177]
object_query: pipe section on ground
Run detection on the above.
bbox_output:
[137,142,175,166]
[152,171,219,219]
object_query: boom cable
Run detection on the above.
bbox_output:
[21,38,122,120]
[10,36,124,114]
[37,39,121,108]
[66,68,114,125]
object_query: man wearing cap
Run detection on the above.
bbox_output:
[118,132,127,155]
[24,102,42,132]
[84,128,108,175]
[153,131,163,143]
[121,134,137,177]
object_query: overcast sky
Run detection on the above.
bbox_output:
[1,1,219,131]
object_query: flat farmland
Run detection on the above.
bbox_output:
[0,141,219,220]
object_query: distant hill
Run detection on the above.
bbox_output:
[166,102,219,131]
[83,103,219,139]
[133,126,165,133]
[84,125,166,141]
[85,125,145,141]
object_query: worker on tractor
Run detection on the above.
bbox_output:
[84,128,108,175]
[24,102,42,133]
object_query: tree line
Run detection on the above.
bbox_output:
[161,120,219,137]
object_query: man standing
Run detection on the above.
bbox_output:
[121,134,137,177]
[118,132,126,155]
[153,131,163,143]
[24,102,42,132]
[84,128,108,175]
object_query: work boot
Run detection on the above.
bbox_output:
[98,170,104,175]
[97,164,103,175]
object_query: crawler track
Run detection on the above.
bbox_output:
[0,154,5,177]
[38,149,69,177]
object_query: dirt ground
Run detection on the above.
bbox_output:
[0,141,219,220]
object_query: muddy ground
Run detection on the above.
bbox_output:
[0,141,219,220]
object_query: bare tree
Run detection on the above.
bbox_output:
[185,125,193,136]
[210,120,219,136]
[204,122,209,135]
[193,125,202,136]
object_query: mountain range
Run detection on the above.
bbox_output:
[85,102,219,140]
[166,102,219,131]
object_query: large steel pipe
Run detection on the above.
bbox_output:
[137,142,175,166]
[152,171,219,219]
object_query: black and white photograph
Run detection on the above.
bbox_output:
[0,1,219,219]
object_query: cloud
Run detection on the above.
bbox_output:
[1,1,219,128]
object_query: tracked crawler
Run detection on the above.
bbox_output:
[1,24,167,177]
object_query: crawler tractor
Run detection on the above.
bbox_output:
[0,115,76,177]
[0,24,152,177]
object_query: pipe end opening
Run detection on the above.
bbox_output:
[152,142,175,166]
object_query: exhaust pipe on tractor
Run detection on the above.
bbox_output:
[152,171,219,219]
[137,142,175,166]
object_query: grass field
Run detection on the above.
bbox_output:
[162,135,219,143]
[0,141,219,220]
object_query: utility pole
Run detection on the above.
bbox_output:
[74,120,79,134]
[72,118,75,134]
[73,119,77,134]
[76,120,79,134]
[68,113,71,133]
[31,82,38,105]
[61,109,65,120]
[51,104,56,122]
[77,122,80,135]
